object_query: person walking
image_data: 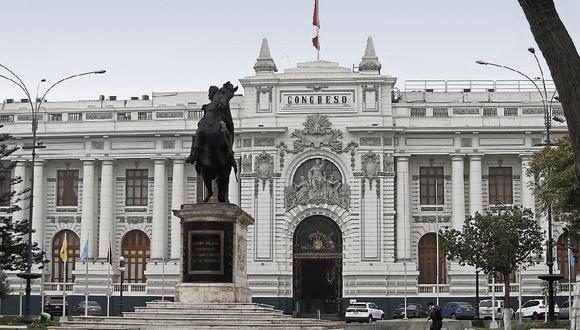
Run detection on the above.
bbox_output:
[427,302,443,330]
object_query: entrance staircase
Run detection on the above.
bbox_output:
[53,301,339,329]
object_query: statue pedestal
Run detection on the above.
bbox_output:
[173,203,254,303]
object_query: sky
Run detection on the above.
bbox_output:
[0,0,579,101]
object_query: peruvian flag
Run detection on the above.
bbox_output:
[312,0,320,50]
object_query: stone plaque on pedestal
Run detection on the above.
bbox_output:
[173,203,254,303]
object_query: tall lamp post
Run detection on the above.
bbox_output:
[476,50,562,323]
[0,65,105,323]
[119,256,125,315]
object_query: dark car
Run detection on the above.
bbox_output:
[73,300,103,316]
[44,296,68,316]
[392,303,429,318]
[441,302,475,320]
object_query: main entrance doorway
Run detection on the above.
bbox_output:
[293,215,342,317]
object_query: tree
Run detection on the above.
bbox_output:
[528,136,580,235]
[0,125,42,291]
[518,0,580,182]
[440,208,543,329]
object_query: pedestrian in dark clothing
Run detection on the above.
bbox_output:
[427,302,443,330]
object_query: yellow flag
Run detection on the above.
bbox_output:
[59,235,68,262]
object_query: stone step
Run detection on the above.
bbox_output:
[59,319,336,329]
[133,307,285,315]
[67,317,328,325]
[54,325,336,330]
[144,302,277,310]
[121,312,292,320]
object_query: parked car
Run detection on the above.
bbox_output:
[44,296,68,316]
[392,303,429,318]
[514,299,559,320]
[73,300,103,316]
[345,302,385,323]
[441,301,475,320]
[558,300,571,319]
[479,299,503,319]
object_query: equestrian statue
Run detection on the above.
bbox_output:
[186,81,238,203]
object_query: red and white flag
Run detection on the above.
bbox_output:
[312,0,320,51]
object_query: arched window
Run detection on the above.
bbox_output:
[121,230,150,283]
[51,230,80,282]
[557,232,578,280]
[418,233,446,284]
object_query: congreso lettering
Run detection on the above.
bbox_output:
[287,94,348,105]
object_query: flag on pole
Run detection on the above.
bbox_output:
[80,240,88,261]
[59,235,68,262]
[312,0,320,51]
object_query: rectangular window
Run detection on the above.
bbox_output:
[137,112,152,120]
[489,167,513,205]
[48,113,63,122]
[420,167,444,205]
[433,107,448,117]
[503,107,518,116]
[410,108,426,117]
[57,170,79,206]
[0,170,11,206]
[126,169,148,206]
[117,112,132,121]
[483,107,497,117]
[68,113,82,121]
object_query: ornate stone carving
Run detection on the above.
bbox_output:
[285,158,350,211]
[237,237,247,273]
[255,152,273,179]
[412,215,451,223]
[57,216,78,224]
[162,140,175,149]
[254,137,275,147]
[276,113,358,170]
[91,141,105,150]
[360,137,381,146]
[241,155,252,173]
[361,151,380,197]
[254,152,273,191]
[383,153,394,174]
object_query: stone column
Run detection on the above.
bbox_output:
[396,155,411,260]
[98,160,115,259]
[170,159,185,260]
[13,161,27,224]
[81,159,96,259]
[31,160,45,248]
[469,154,483,215]
[152,158,167,260]
[520,153,535,211]
[451,154,465,230]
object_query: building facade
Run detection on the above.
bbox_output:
[0,37,573,316]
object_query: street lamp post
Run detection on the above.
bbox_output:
[119,256,125,316]
[476,51,563,323]
[0,65,105,323]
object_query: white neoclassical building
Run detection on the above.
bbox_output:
[0,37,572,316]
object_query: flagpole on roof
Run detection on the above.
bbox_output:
[312,0,320,61]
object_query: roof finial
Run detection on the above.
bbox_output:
[359,35,381,73]
[254,38,278,73]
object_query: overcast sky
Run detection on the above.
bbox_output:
[1,0,579,101]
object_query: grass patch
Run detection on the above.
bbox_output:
[0,316,60,329]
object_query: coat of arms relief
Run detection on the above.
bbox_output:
[278,114,356,211]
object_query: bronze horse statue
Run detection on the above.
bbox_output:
[187,82,238,203]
